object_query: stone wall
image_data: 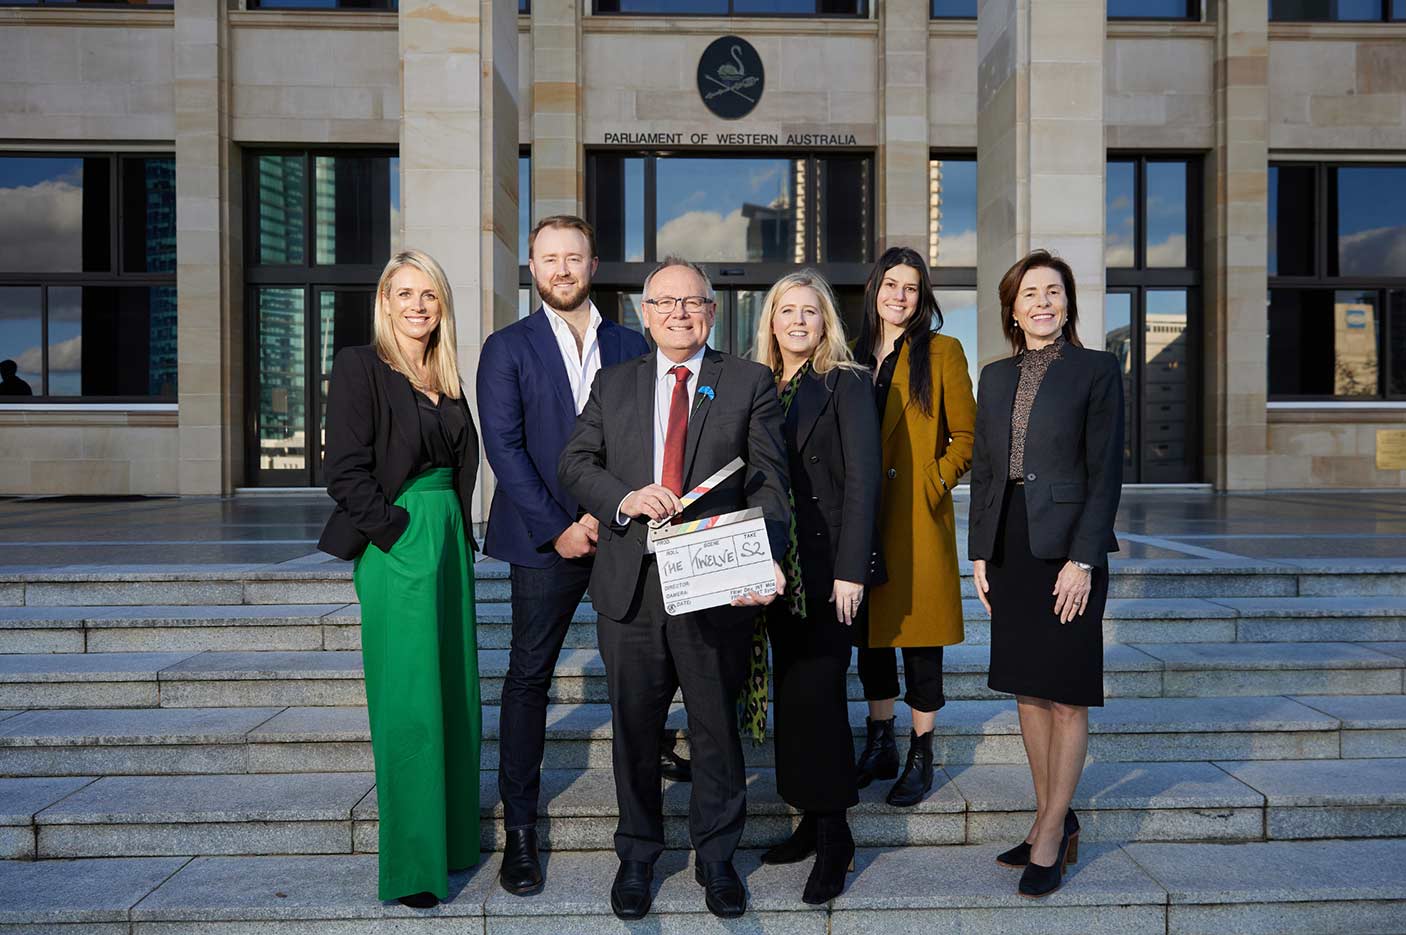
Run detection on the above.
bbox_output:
[1267,413,1406,489]
[1269,25,1406,149]
[0,411,178,496]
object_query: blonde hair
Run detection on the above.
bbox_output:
[372,249,462,399]
[753,269,863,376]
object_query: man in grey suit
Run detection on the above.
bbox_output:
[559,257,789,921]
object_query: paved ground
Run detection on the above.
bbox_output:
[2,489,1405,567]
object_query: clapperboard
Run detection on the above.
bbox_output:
[647,458,776,616]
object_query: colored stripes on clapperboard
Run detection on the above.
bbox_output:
[648,457,746,529]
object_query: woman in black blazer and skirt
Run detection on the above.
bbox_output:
[749,269,881,905]
[968,250,1123,898]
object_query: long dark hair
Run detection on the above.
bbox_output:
[998,249,1083,355]
[855,246,944,417]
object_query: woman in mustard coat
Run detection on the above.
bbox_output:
[852,246,975,807]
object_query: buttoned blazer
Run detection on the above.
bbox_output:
[317,344,479,561]
[477,309,649,568]
[967,344,1124,569]
[785,366,883,602]
[557,348,791,623]
[867,334,975,648]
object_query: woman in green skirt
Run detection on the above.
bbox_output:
[319,249,482,908]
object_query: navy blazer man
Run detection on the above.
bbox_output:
[475,216,649,899]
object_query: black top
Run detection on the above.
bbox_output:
[869,335,905,417]
[414,389,470,472]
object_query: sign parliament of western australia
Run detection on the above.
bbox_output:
[598,36,860,148]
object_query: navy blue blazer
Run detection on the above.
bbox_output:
[477,308,649,568]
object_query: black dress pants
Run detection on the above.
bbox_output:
[596,560,752,864]
[855,644,947,714]
[498,557,593,829]
[768,603,859,813]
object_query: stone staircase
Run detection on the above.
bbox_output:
[2,559,1405,933]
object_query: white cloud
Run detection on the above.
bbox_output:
[0,180,84,272]
[1147,234,1187,267]
[45,334,82,372]
[934,228,977,267]
[657,208,752,261]
[1339,225,1406,277]
[1106,241,1134,267]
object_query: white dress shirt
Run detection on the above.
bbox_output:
[615,345,707,529]
[542,301,603,415]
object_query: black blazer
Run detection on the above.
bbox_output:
[318,344,480,561]
[785,367,883,597]
[558,348,790,622]
[967,344,1123,569]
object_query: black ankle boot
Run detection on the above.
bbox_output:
[885,729,934,807]
[802,812,855,905]
[855,717,899,789]
[761,812,817,865]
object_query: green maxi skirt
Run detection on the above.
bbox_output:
[353,467,481,901]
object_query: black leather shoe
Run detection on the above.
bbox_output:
[660,748,693,783]
[802,812,855,905]
[694,860,747,918]
[885,729,934,807]
[855,716,899,789]
[996,810,1079,868]
[610,860,654,920]
[499,827,544,896]
[1018,822,1075,898]
[761,812,816,864]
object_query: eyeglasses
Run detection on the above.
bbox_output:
[644,295,714,314]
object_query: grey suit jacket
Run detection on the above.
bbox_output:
[558,348,791,622]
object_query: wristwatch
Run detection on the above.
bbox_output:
[1071,560,1094,572]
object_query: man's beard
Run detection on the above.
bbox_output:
[536,277,591,312]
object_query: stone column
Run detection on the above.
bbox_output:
[400,0,518,518]
[879,0,930,251]
[531,0,583,226]
[1204,0,1268,490]
[976,0,1105,370]
[175,0,236,494]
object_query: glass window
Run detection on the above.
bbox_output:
[933,289,978,390]
[1143,290,1191,474]
[0,287,42,397]
[1145,161,1188,267]
[1105,291,1135,473]
[389,156,401,255]
[593,156,646,263]
[596,0,865,12]
[1332,166,1406,278]
[0,156,110,274]
[519,154,531,265]
[120,157,176,274]
[931,0,976,16]
[45,286,177,398]
[1269,165,1315,277]
[930,158,976,268]
[1271,0,1387,19]
[1269,288,1381,398]
[254,155,306,266]
[1109,0,1195,17]
[656,157,801,263]
[818,156,871,264]
[1106,161,1136,268]
[314,155,392,267]
[256,287,307,474]
[317,288,373,448]
[1391,290,1406,396]
[251,0,398,8]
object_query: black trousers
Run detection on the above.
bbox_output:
[596,560,752,864]
[855,644,947,714]
[498,558,592,829]
[768,603,858,812]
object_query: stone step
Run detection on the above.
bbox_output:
[7,757,1404,861]
[0,695,1387,776]
[2,643,1402,709]
[8,597,1406,655]
[6,559,1403,608]
[4,840,1406,933]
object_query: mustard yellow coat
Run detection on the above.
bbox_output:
[866,334,976,648]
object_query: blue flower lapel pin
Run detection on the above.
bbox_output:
[698,385,715,401]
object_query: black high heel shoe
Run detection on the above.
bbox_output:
[802,812,856,905]
[761,812,817,865]
[1017,820,1078,898]
[996,809,1079,868]
[397,892,439,909]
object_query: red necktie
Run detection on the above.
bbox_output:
[661,365,690,496]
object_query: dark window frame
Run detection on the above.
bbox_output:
[246,0,397,10]
[243,147,397,487]
[932,0,1200,18]
[519,146,532,318]
[0,151,177,403]
[0,0,174,6]
[1270,0,1405,21]
[1268,160,1406,402]
[1106,152,1204,483]
[593,1,868,17]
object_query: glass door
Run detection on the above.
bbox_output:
[1107,287,1197,483]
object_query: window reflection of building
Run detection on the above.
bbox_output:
[1334,301,1378,397]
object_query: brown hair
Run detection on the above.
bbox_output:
[529,215,597,260]
[998,249,1084,355]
